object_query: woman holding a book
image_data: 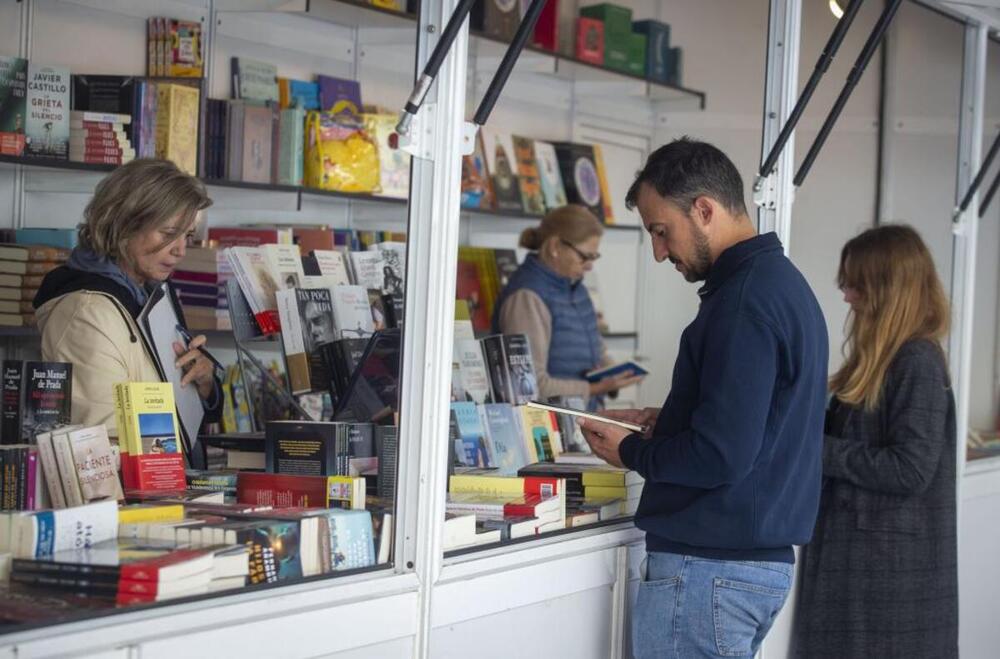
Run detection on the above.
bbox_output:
[493,205,643,410]
[792,225,958,658]
[32,158,222,436]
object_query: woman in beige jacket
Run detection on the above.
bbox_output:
[32,159,220,439]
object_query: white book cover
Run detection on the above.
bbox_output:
[66,424,123,503]
[25,63,69,158]
[34,430,67,509]
[482,132,519,186]
[454,319,475,341]
[227,246,278,312]
[278,287,335,394]
[276,288,308,395]
[330,285,374,340]
[534,141,568,210]
[12,499,118,559]
[263,243,305,291]
[52,427,84,508]
[310,250,351,286]
[368,242,406,296]
[349,251,386,291]
[456,339,492,404]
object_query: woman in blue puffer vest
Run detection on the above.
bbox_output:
[492,205,643,411]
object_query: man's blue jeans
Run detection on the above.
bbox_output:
[632,551,792,658]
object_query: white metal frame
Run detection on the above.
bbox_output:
[950,22,988,508]
[757,0,801,249]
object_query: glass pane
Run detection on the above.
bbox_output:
[0,0,418,632]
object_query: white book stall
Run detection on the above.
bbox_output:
[3,0,1000,658]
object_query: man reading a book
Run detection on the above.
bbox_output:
[578,138,828,659]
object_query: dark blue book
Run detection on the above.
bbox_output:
[584,360,648,383]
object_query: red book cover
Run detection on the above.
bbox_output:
[237,472,329,508]
[69,146,124,160]
[207,227,280,248]
[70,154,125,165]
[69,128,128,142]
[118,549,209,582]
[255,309,280,334]
[72,120,121,131]
[521,476,563,498]
[575,18,605,65]
[532,0,559,52]
[504,494,554,517]
[1,134,26,156]
[69,137,129,155]
[455,260,490,335]
[123,454,186,492]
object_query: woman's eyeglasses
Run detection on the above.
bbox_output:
[560,239,600,263]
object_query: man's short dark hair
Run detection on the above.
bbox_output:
[625,137,748,216]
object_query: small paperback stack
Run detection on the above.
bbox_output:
[69,111,135,165]
[9,538,219,605]
[0,244,68,326]
[173,246,229,331]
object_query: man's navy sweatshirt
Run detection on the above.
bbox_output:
[619,232,828,563]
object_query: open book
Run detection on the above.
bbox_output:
[525,401,646,433]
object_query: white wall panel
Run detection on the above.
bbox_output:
[431,588,613,659]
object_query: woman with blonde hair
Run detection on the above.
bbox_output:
[493,204,642,410]
[793,224,957,658]
[33,159,221,439]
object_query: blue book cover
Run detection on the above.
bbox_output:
[15,228,78,249]
[288,79,320,110]
[480,403,530,476]
[326,509,375,571]
[584,360,649,383]
[450,401,493,468]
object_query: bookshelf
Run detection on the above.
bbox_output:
[215,0,707,107]
[0,156,643,231]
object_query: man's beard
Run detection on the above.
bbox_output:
[677,221,712,282]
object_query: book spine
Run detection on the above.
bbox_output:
[1,360,23,444]
[52,433,85,507]
[24,448,37,510]
[14,447,25,510]
[35,433,66,509]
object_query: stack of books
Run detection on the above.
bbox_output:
[68,110,134,166]
[173,246,230,331]
[0,244,68,326]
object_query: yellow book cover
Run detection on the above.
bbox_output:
[155,83,200,175]
[167,20,204,78]
[592,145,615,225]
[326,476,366,510]
[448,474,525,497]
[112,383,126,450]
[119,382,138,456]
[455,299,471,322]
[584,485,627,500]
[519,406,561,462]
[118,503,185,524]
[121,382,182,457]
[580,468,631,488]
[278,77,291,109]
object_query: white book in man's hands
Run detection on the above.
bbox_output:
[525,401,646,433]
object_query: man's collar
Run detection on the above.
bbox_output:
[697,232,783,297]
